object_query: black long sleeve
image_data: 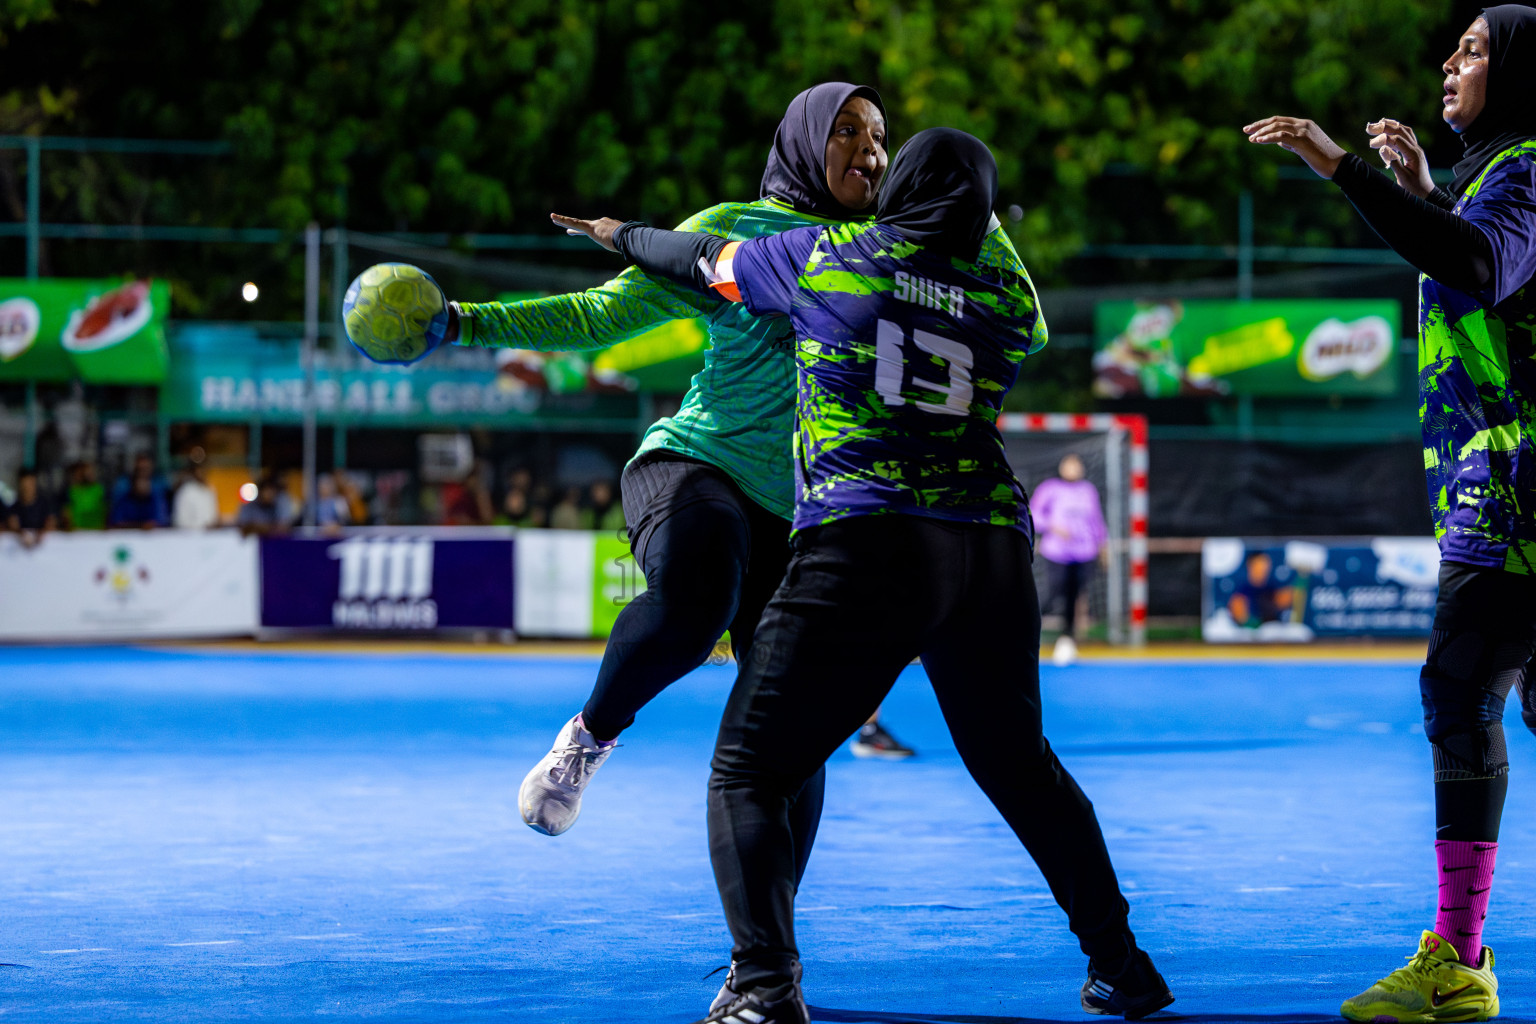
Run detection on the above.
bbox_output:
[612,222,731,292]
[1332,153,1494,294]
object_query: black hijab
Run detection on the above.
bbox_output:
[1449,4,1536,195]
[874,128,998,263]
[760,82,886,219]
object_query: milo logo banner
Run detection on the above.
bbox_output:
[0,278,170,383]
[1093,299,1399,398]
[1202,537,1439,642]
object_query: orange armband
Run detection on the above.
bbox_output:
[703,241,743,303]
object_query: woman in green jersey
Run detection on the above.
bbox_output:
[448,84,891,852]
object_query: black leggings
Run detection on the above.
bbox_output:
[1047,558,1092,639]
[579,452,825,882]
[1421,560,1536,842]
[709,515,1135,992]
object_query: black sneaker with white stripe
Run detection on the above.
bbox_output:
[707,960,803,1015]
[849,721,915,759]
[692,982,809,1024]
[1081,947,1174,1019]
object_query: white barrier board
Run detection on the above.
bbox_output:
[0,530,259,640]
[513,530,596,638]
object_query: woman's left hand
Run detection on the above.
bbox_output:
[551,213,624,252]
[1242,116,1347,178]
[1366,118,1435,199]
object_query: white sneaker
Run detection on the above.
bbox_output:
[518,715,617,836]
[1052,635,1078,667]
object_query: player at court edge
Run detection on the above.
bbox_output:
[553,127,1174,1024]
[442,84,916,846]
[1247,5,1536,1022]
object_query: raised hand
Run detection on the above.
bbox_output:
[1242,116,1347,179]
[550,213,625,252]
[1366,118,1434,199]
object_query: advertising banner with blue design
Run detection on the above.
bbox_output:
[1202,537,1440,642]
[260,533,514,631]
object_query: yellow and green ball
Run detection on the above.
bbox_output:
[342,263,449,364]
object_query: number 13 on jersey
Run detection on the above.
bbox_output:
[874,318,974,416]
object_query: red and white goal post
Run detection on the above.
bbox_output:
[998,413,1148,647]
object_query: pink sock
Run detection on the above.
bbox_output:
[1434,840,1497,966]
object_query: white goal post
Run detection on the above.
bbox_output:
[997,413,1148,647]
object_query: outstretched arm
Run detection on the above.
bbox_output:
[550,214,733,294]
[449,207,749,352]
[1244,115,1495,295]
[554,212,822,318]
[449,263,721,352]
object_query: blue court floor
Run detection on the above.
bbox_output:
[2,645,1535,1022]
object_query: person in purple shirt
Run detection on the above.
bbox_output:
[1247,5,1536,1019]
[1032,454,1107,667]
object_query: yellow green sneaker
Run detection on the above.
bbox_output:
[1341,930,1498,1022]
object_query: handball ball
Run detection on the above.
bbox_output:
[342,263,449,365]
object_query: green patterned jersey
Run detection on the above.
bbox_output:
[1418,140,1536,574]
[455,198,833,519]
[729,220,1047,536]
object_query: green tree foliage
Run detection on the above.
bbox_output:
[0,0,1459,312]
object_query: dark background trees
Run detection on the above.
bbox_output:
[0,0,1484,317]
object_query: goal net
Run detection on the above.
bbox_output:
[998,413,1148,647]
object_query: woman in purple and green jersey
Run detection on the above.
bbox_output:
[555,127,1170,1024]
[1248,6,1536,1021]
[443,84,895,852]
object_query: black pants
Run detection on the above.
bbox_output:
[579,452,825,882]
[708,515,1134,992]
[1047,558,1093,639]
[1422,560,1536,841]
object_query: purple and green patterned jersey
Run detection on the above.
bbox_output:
[730,219,1047,538]
[1419,140,1536,575]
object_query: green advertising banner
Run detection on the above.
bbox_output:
[0,278,170,383]
[592,531,646,638]
[161,325,642,428]
[1092,299,1400,398]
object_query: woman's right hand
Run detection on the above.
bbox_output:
[1366,119,1434,198]
[550,213,623,252]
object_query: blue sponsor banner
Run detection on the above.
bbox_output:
[1202,537,1439,642]
[260,532,514,631]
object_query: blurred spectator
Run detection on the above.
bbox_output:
[497,487,541,528]
[530,481,553,521]
[237,477,290,536]
[337,472,369,526]
[8,467,57,547]
[311,473,351,533]
[588,479,625,532]
[506,466,533,497]
[172,460,220,529]
[109,456,170,529]
[64,460,106,530]
[443,463,493,526]
[1031,453,1107,667]
[549,486,583,530]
